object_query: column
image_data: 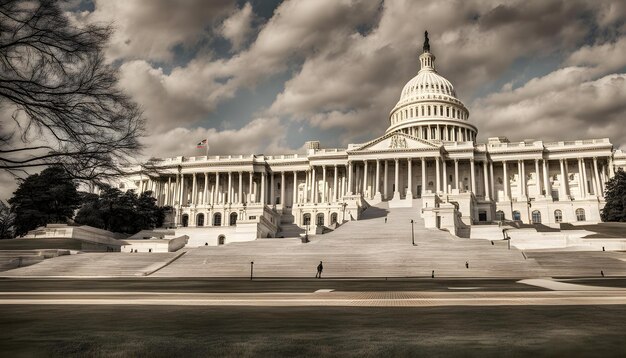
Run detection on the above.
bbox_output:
[483,161,490,200]
[543,159,551,199]
[503,161,509,201]
[228,172,233,204]
[517,161,523,199]
[394,158,400,198]
[470,159,476,194]
[203,173,208,205]
[454,159,459,190]
[407,158,413,198]
[347,161,353,195]
[383,160,388,199]
[214,172,220,204]
[559,159,568,199]
[281,171,286,206]
[362,161,368,198]
[534,159,542,197]
[578,158,587,198]
[305,169,310,202]
[174,174,180,205]
[421,158,426,195]
[268,172,274,206]
[375,160,381,197]
[166,177,171,206]
[593,157,602,197]
[293,171,298,205]
[333,165,338,201]
[311,166,317,203]
[435,157,441,193]
[248,172,253,203]
[608,156,615,178]
[489,161,495,199]
[442,159,447,194]
[238,172,243,204]
[322,166,327,202]
[261,172,266,205]
[191,173,197,205]
[521,160,527,198]
[179,174,186,205]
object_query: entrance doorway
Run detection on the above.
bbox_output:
[478,211,487,222]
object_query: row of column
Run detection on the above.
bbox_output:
[396,125,475,142]
[136,156,611,207]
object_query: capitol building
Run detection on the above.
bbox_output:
[121,33,626,246]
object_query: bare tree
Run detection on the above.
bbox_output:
[0,0,145,183]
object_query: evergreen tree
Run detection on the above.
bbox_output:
[601,169,626,222]
[74,186,168,234]
[8,167,81,236]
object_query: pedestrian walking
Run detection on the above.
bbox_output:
[601,270,605,277]
[385,216,387,223]
[465,261,469,269]
[431,270,435,278]
[316,261,324,278]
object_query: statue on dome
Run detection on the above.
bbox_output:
[423,31,430,52]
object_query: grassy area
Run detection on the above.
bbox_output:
[0,238,83,250]
[1,305,625,357]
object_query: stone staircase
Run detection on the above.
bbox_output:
[154,200,552,278]
[1,252,180,277]
[0,250,70,272]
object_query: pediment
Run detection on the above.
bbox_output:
[349,132,440,152]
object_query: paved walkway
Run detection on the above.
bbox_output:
[1,286,625,307]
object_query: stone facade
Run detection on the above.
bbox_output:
[118,33,625,244]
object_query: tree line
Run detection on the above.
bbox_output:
[1,166,169,238]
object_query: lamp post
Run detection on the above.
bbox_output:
[410,219,415,246]
[250,261,254,280]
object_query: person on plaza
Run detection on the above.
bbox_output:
[316,261,324,278]
[465,261,469,269]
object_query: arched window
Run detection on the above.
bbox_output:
[213,213,222,226]
[181,214,189,227]
[331,213,338,224]
[421,106,424,116]
[229,212,238,226]
[532,210,541,224]
[316,213,324,226]
[554,210,563,223]
[576,208,586,221]
[218,235,225,245]
[512,211,521,221]
[303,213,311,225]
[495,210,505,221]
[428,106,431,116]
[196,213,204,227]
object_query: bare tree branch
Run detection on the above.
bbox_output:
[0,0,146,185]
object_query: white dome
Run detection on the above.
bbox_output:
[397,69,457,105]
[385,31,477,142]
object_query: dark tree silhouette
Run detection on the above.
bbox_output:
[75,185,168,234]
[8,166,81,236]
[0,0,145,182]
[601,169,626,222]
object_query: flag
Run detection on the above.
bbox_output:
[196,139,207,148]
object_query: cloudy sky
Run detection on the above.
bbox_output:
[1,0,625,199]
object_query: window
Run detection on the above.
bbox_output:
[421,106,424,116]
[532,210,541,224]
[513,211,521,221]
[181,214,189,227]
[229,212,238,226]
[576,208,586,222]
[316,213,324,226]
[218,235,225,245]
[495,210,505,221]
[213,213,222,226]
[554,210,563,223]
[303,213,311,225]
[196,213,204,227]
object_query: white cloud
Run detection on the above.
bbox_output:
[74,0,235,62]
[144,117,295,158]
[220,2,256,51]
